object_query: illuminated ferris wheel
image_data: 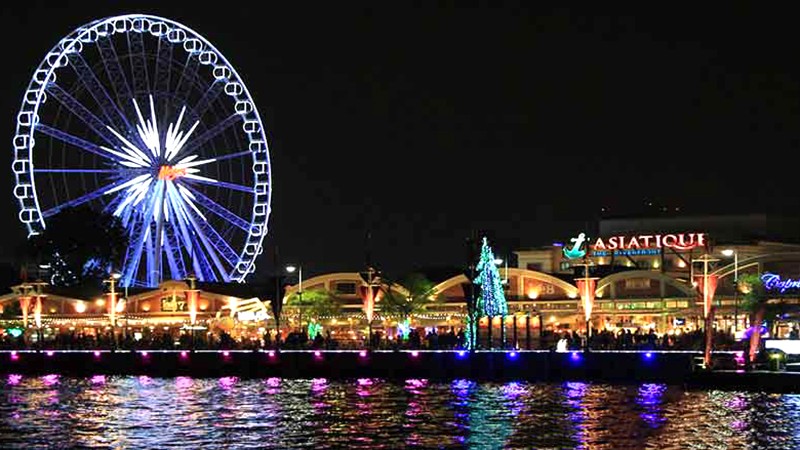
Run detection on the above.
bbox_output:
[11,14,272,287]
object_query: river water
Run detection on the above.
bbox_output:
[0,375,797,449]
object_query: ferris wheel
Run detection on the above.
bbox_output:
[11,14,272,287]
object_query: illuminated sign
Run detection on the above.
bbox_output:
[594,233,706,251]
[158,165,187,181]
[761,273,800,293]
[161,296,187,312]
[563,233,587,259]
[562,232,707,260]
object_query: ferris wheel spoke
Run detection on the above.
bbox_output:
[175,113,242,161]
[120,185,160,286]
[192,81,225,123]
[34,168,125,173]
[182,209,232,281]
[154,38,173,108]
[67,52,133,134]
[36,123,118,162]
[179,183,250,231]
[174,53,200,109]
[41,177,134,219]
[96,36,134,113]
[182,176,254,194]
[45,83,121,147]
[208,149,252,163]
[127,30,151,96]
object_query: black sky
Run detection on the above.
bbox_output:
[1,2,799,280]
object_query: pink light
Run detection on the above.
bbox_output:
[411,351,419,357]
[314,351,322,358]
[140,351,148,357]
[94,350,101,358]
[222,350,230,357]
[10,351,18,361]
[7,374,22,385]
[268,351,276,358]
[266,377,281,387]
[176,377,193,389]
[42,374,59,386]
[90,375,106,385]
[359,350,367,358]
[46,350,54,357]
[180,351,188,358]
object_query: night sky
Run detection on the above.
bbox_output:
[1,2,799,280]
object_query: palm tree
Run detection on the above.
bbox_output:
[739,273,769,366]
[284,288,340,331]
[380,273,443,337]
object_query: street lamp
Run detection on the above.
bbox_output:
[103,272,122,349]
[721,249,739,332]
[286,264,303,330]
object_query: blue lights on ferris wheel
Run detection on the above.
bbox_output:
[11,15,272,287]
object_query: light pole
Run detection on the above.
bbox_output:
[286,264,303,332]
[721,249,739,333]
[103,272,122,349]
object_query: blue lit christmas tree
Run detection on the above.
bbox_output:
[474,237,507,317]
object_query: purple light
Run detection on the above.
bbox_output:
[411,351,419,357]
[222,350,230,357]
[138,375,152,386]
[359,350,367,358]
[571,351,580,361]
[46,350,54,357]
[357,378,373,386]
[508,351,517,358]
[90,375,106,385]
[140,351,148,357]
[176,376,193,389]
[10,351,18,361]
[266,377,281,387]
[457,350,467,357]
[314,351,322,358]
[94,350,101,358]
[7,374,22,385]
[644,352,653,359]
[180,351,188,359]
[268,350,276,358]
[218,376,237,389]
[42,374,59,386]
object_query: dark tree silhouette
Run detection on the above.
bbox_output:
[23,205,128,295]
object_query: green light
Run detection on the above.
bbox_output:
[7,328,23,338]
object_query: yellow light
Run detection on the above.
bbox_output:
[142,302,151,312]
[677,260,687,268]
[74,302,87,313]
[568,292,577,299]
[95,298,106,307]
[549,315,556,323]
[527,290,539,300]
[652,260,660,269]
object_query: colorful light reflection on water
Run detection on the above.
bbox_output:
[0,377,798,448]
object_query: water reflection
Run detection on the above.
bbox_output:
[0,377,799,448]
[636,383,666,428]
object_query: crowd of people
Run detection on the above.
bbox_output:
[0,325,786,352]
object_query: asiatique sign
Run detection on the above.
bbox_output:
[563,232,708,260]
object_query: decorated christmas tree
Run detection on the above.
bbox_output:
[474,237,508,317]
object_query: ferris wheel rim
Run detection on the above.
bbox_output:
[12,14,272,286]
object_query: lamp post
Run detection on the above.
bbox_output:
[721,249,738,332]
[286,264,303,331]
[103,272,122,349]
[693,254,719,369]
